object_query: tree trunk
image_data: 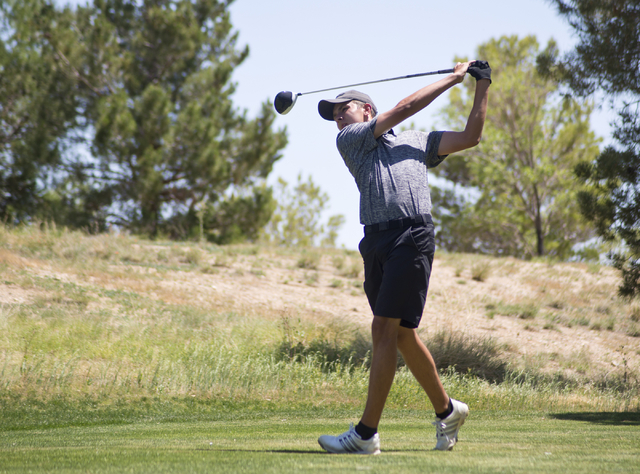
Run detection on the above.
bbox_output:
[535,212,544,257]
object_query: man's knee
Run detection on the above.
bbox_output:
[396,326,417,348]
[371,316,401,342]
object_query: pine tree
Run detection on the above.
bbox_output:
[1,0,287,239]
[75,0,288,237]
[0,0,81,225]
[539,0,640,297]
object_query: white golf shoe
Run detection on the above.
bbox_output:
[318,423,381,455]
[432,399,469,451]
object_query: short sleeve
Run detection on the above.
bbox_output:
[425,131,449,168]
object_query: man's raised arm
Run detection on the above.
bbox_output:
[373,61,472,138]
[437,61,491,155]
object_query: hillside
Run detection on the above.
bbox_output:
[1,227,638,388]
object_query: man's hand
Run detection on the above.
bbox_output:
[452,61,472,84]
[438,61,491,155]
[467,60,492,83]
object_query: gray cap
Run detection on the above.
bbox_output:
[318,90,377,121]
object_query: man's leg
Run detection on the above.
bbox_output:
[359,316,402,429]
[397,326,469,451]
[317,315,399,455]
[396,326,448,412]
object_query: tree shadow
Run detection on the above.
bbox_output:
[550,412,640,426]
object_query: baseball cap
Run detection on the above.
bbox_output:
[318,90,377,121]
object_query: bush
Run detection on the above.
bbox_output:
[276,330,372,371]
[297,250,321,269]
[471,261,492,282]
[485,301,539,320]
[276,324,508,384]
[425,331,507,383]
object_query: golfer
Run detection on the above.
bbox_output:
[316,60,491,454]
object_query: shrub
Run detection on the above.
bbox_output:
[485,301,539,320]
[184,248,202,265]
[275,326,508,385]
[276,330,372,371]
[627,324,640,338]
[471,261,492,282]
[340,262,361,279]
[425,331,507,383]
[297,251,320,270]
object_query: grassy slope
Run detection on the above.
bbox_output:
[1,225,638,400]
[1,226,639,472]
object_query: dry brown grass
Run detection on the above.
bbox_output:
[0,226,639,395]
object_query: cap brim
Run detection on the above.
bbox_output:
[318,98,352,121]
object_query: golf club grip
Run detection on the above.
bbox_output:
[402,69,455,80]
[299,68,456,96]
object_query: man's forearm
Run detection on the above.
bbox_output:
[437,78,490,155]
[463,79,490,144]
[374,63,469,138]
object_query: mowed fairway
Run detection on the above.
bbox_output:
[2,410,639,473]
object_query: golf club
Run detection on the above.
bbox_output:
[274,67,454,115]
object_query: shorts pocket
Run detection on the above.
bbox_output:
[408,224,435,256]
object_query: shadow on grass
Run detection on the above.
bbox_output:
[199,448,322,454]
[202,448,428,454]
[550,412,640,426]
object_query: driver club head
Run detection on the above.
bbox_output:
[274,91,299,115]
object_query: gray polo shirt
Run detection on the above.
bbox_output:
[336,117,447,226]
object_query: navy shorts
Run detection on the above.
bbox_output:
[358,216,435,329]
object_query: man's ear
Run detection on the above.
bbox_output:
[363,103,373,121]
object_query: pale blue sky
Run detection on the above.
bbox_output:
[59,0,615,249]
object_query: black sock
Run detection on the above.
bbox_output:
[355,421,377,440]
[435,398,454,420]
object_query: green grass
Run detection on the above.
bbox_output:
[1,225,639,472]
[485,301,540,320]
[1,406,639,473]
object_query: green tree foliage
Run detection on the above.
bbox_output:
[538,0,640,298]
[0,0,86,225]
[165,182,276,244]
[66,0,287,237]
[433,36,600,259]
[264,174,345,248]
[0,0,287,241]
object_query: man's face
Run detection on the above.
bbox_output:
[333,101,368,131]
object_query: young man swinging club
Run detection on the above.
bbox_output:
[316,60,491,454]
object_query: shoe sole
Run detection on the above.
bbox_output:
[318,439,380,455]
[318,445,381,455]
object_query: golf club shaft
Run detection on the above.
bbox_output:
[298,68,455,97]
